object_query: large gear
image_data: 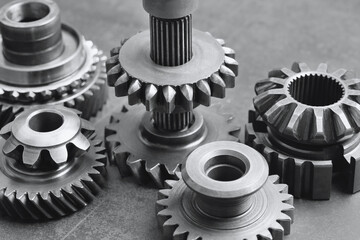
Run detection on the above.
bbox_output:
[246,62,360,200]
[156,141,294,240]
[0,0,107,129]
[0,106,107,220]
[105,104,240,188]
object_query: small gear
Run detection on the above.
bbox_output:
[247,62,360,200]
[105,104,240,188]
[0,0,108,128]
[106,33,237,112]
[0,106,107,220]
[254,62,360,145]
[156,141,294,240]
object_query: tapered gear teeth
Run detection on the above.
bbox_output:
[254,62,360,145]
[145,84,158,111]
[106,37,238,112]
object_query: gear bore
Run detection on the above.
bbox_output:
[105,0,239,187]
[0,106,107,220]
[246,62,360,199]
[156,141,294,240]
[0,0,107,129]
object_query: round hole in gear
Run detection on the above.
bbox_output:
[6,2,50,23]
[28,111,64,132]
[205,155,246,182]
[288,74,344,106]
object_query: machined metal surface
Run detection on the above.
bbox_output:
[0,106,107,220]
[156,141,294,240]
[246,62,360,200]
[0,0,107,129]
[105,104,240,188]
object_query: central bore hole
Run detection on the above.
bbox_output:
[29,111,64,132]
[205,155,246,182]
[288,74,344,106]
[7,2,50,23]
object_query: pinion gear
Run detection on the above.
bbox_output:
[0,106,107,220]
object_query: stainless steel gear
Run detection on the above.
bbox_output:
[0,106,107,220]
[105,0,239,187]
[105,104,240,188]
[0,0,108,129]
[156,141,294,240]
[246,62,360,200]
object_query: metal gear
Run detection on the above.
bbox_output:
[246,62,360,200]
[0,106,107,220]
[156,141,294,240]
[0,0,108,129]
[105,104,240,188]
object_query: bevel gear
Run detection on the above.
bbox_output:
[246,62,360,200]
[105,104,240,188]
[0,0,107,129]
[0,106,107,220]
[156,141,294,240]
[105,0,239,187]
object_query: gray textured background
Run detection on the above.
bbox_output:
[1,0,360,239]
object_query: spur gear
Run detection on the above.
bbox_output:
[0,0,107,129]
[0,106,107,220]
[246,62,360,200]
[105,104,240,188]
[156,141,294,240]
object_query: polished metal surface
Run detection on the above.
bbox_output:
[0,0,107,129]
[246,62,360,200]
[0,106,107,220]
[105,0,239,186]
[157,141,294,239]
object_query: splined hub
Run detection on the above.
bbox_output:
[246,62,360,199]
[105,0,239,186]
[0,106,107,220]
[156,141,294,240]
[0,0,108,129]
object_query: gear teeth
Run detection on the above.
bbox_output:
[224,56,239,76]
[114,73,130,97]
[195,80,211,106]
[222,46,235,58]
[162,86,177,113]
[128,79,143,105]
[145,84,158,111]
[258,230,273,240]
[107,64,123,87]
[216,38,225,46]
[210,73,226,98]
[179,84,194,111]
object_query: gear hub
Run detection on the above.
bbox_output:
[0,106,107,220]
[105,0,239,187]
[0,0,108,128]
[156,141,294,240]
[246,62,360,199]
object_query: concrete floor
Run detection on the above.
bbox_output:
[1,0,360,239]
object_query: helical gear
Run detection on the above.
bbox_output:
[105,104,240,188]
[246,62,360,200]
[156,142,294,240]
[0,106,107,220]
[0,0,108,129]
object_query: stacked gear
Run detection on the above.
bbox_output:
[0,0,107,128]
[156,141,294,240]
[0,106,107,220]
[105,0,240,187]
[246,62,360,200]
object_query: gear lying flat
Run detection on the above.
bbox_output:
[0,106,107,220]
[105,0,239,187]
[246,62,360,200]
[105,104,240,188]
[157,141,294,240]
[0,0,107,129]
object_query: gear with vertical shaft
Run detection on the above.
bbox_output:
[246,62,360,200]
[156,141,294,240]
[0,0,107,129]
[105,0,239,187]
[0,106,107,220]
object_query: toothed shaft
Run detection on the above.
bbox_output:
[153,110,193,131]
[150,15,192,66]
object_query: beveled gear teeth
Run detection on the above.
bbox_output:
[106,40,238,113]
[156,174,294,240]
[254,62,360,145]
